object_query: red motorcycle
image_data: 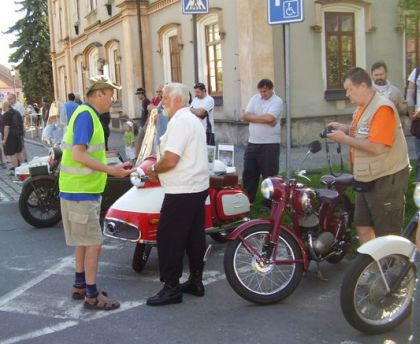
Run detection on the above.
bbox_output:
[223,140,355,304]
[103,156,251,272]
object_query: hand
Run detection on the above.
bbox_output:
[146,165,159,181]
[107,162,134,178]
[328,121,348,133]
[327,129,348,144]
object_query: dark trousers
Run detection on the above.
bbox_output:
[242,143,280,204]
[157,189,208,283]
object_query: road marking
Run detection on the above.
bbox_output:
[0,264,226,344]
[0,256,73,308]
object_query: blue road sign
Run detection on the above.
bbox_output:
[182,0,209,14]
[268,0,304,25]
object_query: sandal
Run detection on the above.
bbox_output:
[72,287,107,300]
[84,292,120,311]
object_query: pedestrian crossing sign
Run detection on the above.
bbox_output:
[182,0,209,14]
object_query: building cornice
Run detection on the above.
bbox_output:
[148,0,180,15]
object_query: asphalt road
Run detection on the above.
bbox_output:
[0,198,410,344]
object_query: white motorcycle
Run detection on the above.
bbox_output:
[340,184,419,335]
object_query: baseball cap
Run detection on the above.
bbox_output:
[86,75,122,96]
[135,87,146,95]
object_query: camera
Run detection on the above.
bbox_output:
[320,125,334,139]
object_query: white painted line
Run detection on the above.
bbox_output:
[0,256,73,308]
[0,270,226,344]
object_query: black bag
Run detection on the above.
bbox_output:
[410,67,420,139]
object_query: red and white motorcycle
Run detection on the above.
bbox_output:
[103,110,251,272]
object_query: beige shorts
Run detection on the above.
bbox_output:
[61,198,103,246]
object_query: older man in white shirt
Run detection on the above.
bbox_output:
[146,82,209,306]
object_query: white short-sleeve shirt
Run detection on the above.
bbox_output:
[245,93,283,144]
[408,68,420,110]
[158,107,209,194]
[190,95,215,133]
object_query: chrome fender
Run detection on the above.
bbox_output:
[357,235,416,262]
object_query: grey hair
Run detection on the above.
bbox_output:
[163,83,189,106]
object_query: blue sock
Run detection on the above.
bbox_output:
[86,284,98,298]
[74,272,86,288]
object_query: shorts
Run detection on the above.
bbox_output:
[60,198,103,246]
[4,136,23,156]
[354,166,409,235]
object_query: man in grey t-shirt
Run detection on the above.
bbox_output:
[241,79,283,210]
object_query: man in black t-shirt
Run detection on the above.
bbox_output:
[1,101,24,174]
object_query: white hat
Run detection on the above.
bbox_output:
[126,120,133,128]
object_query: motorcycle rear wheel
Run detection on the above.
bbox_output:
[340,253,415,334]
[19,178,61,228]
[224,224,303,305]
[132,243,152,273]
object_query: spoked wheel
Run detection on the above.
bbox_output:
[132,243,152,273]
[340,254,416,334]
[224,224,304,305]
[19,178,61,228]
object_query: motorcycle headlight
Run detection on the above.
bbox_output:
[261,178,274,200]
[130,167,146,188]
[414,183,420,209]
[297,188,318,214]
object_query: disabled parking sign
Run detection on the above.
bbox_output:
[268,0,304,25]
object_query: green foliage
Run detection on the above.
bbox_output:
[5,0,53,104]
[399,0,420,37]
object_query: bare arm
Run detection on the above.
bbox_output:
[327,130,387,155]
[241,112,277,127]
[190,107,208,119]
[3,126,9,143]
[72,145,132,178]
[146,151,180,181]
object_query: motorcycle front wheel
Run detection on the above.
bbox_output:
[19,178,61,228]
[224,224,303,305]
[340,253,416,334]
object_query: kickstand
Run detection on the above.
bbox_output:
[203,244,212,263]
[316,262,328,281]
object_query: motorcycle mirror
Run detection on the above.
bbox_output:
[308,140,322,154]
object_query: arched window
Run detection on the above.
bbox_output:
[106,41,122,101]
[75,54,85,97]
[197,10,225,99]
[158,24,183,83]
[88,48,99,78]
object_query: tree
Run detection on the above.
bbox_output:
[5,0,53,104]
[399,0,420,36]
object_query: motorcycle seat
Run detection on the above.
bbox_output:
[315,189,339,202]
[209,173,239,189]
[320,173,353,186]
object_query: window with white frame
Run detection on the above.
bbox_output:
[162,28,182,83]
[88,0,97,12]
[73,0,80,22]
[88,48,99,78]
[197,14,223,97]
[107,42,122,100]
[75,55,84,97]
[58,66,67,102]
[320,3,366,95]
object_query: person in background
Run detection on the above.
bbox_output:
[74,94,83,105]
[407,66,420,182]
[41,97,50,128]
[123,120,136,163]
[371,61,406,115]
[61,93,79,123]
[59,75,132,311]
[241,78,283,211]
[145,82,209,306]
[148,85,163,111]
[135,87,150,128]
[0,107,6,168]
[7,93,27,162]
[99,111,111,151]
[190,83,215,145]
[1,101,24,175]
